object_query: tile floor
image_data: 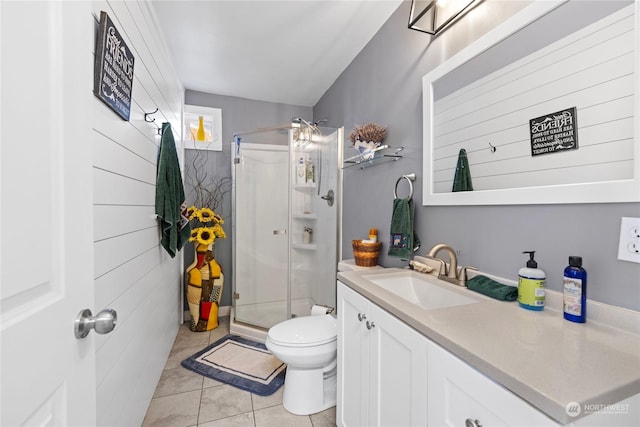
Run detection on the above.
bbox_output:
[142,316,337,427]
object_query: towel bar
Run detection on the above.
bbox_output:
[394,173,416,199]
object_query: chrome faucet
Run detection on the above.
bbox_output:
[425,243,476,286]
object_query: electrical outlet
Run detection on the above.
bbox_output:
[617,217,640,263]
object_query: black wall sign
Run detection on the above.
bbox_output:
[529,107,578,156]
[93,11,134,121]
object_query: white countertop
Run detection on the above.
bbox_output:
[337,267,640,424]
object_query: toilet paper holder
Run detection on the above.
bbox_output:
[311,304,335,315]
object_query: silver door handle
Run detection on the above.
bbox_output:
[273,229,287,235]
[320,189,334,206]
[74,308,117,339]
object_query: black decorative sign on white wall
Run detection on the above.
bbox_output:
[529,107,578,157]
[93,11,135,121]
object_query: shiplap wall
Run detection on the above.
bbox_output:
[91,1,184,426]
[432,5,635,193]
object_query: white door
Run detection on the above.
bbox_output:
[1,1,96,426]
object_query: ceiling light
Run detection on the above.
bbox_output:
[408,0,481,35]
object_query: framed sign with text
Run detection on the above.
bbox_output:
[93,11,135,121]
[529,107,578,157]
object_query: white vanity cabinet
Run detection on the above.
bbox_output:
[338,280,640,426]
[337,282,428,427]
[428,340,560,426]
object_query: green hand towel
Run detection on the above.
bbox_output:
[452,148,473,192]
[388,197,420,259]
[155,122,191,258]
[466,275,517,301]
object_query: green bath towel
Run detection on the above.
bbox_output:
[155,122,190,258]
[466,275,517,301]
[388,197,420,259]
[452,148,473,192]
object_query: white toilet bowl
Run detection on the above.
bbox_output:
[265,314,337,415]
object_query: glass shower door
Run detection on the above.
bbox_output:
[233,143,289,329]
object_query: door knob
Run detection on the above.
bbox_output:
[74,308,117,339]
[357,313,366,322]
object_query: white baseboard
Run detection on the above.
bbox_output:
[218,305,231,316]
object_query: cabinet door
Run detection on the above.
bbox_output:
[428,341,559,427]
[370,303,428,427]
[337,283,371,427]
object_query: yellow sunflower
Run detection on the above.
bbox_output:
[187,206,199,220]
[196,227,215,245]
[198,208,215,223]
[212,223,226,239]
[188,227,200,242]
[212,213,224,225]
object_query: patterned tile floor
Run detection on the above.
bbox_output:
[142,317,337,427]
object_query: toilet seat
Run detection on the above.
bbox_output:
[268,314,336,347]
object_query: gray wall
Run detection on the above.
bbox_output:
[183,90,312,307]
[314,1,640,310]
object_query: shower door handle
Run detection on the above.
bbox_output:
[320,189,334,207]
[273,229,287,235]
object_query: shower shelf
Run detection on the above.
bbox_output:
[342,145,404,169]
[293,213,317,220]
[294,183,316,191]
[292,243,317,250]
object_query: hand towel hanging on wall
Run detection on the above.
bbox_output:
[452,148,473,192]
[155,122,190,257]
[388,197,420,259]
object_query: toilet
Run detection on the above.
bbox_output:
[266,313,337,415]
[265,260,380,415]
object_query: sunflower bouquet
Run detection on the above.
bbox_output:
[186,206,226,246]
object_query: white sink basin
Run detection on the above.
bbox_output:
[362,271,481,310]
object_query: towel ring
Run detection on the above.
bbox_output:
[394,173,416,200]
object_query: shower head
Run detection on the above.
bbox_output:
[292,117,315,129]
[314,119,328,126]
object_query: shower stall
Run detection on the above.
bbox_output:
[230,121,343,341]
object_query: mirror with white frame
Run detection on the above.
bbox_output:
[422,0,639,205]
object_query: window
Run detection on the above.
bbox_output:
[183,105,222,151]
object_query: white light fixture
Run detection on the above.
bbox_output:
[408,0,481,35]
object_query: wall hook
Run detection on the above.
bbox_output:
[144,108,159,123]
[489,142,497,153]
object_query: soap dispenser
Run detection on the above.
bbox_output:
[518,251,546,311]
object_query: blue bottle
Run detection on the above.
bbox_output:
[563,256,587,323]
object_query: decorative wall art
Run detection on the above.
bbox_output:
[93,11,135,121]
[529,107,578,157]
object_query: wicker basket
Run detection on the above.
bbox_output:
[352,239,382,267]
